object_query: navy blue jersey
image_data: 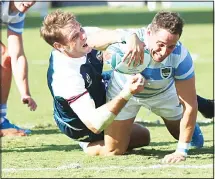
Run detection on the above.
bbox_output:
[47,49,106,142]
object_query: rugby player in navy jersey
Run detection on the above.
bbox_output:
[40,10,150,156]
[0,1,37,137]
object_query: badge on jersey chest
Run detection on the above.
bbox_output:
[160,67,172,79]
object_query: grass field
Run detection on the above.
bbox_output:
[1,5,214,178]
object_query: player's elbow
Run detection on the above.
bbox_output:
[86,125,102,134]
[184,101,198,115]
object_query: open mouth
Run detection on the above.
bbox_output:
[22,4,30,9]
[83,43,88,48]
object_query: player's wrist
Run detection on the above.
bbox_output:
[119,87,132,101]
[175,141,190,157]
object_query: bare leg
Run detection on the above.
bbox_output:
[0,42,12,104]
[162,117,180,140]
[128,122,150,149]
[85,117,150,156]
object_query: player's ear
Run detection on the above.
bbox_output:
[53,42,64,52]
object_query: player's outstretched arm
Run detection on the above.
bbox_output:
[86,28,145,67]
[162,77,197,164]
[71,74,145,134]
[7,30,37,111]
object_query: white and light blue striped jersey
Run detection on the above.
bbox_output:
[0,1,25,34]
[111,27,195,98]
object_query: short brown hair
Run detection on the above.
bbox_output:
[40,9,77,47]
[150,11,184,37]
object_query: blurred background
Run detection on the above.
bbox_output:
[29,1,213,18]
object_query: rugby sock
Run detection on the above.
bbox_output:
[197,95,214,119]
[0,104,7,124]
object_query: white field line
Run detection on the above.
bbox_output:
[2,163,213,173]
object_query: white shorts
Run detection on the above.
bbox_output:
[106,77,183,121]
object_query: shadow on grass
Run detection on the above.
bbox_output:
[2,143,81,153]
[127,145,214,159]
[31,129,61,135]
[135,121,213,127]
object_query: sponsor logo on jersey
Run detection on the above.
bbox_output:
[86,73,92,88]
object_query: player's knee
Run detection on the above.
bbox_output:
[129,123,151,148]
[105,147,126,156]
[104,144,127,156]
[142,128,151,146]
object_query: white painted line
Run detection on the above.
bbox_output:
[2,163,213,173]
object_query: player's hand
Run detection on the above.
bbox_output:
[161,151,186,164]
[21,96,37,111]
[122,34,145,67]
[128,73,145,94]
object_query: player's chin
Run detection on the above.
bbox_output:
[19,7,28,13]
[152,56,165,62]
[84,46,92,54]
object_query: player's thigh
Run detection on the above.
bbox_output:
[143,85,183,120]
[140,85,183,139]
[104,117,136,154]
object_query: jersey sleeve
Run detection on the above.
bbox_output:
[8,14,25,34]
[173,43,195,80]
[69,92,97,123]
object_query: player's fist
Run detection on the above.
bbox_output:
[21,96,37,111]
[128,73,145,94]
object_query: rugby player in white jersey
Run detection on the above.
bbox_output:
[103,11,207,163]
[0,1,37,137]
[40,10,150,156]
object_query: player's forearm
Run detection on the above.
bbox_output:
[10,55,31,97]
[87,30,134,51]
[179,105,198,143]
[81,88,132,134]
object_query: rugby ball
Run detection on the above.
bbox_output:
[104,43,150,74]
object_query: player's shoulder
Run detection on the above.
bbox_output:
[50,50,83,70]
[172,41,189,57]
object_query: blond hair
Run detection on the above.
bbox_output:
[40,9,77,47]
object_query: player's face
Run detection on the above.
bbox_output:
[13,1,36,13]
[147,28,179,62]
[63,23,92,58]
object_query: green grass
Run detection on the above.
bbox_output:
[1,5,214,178]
